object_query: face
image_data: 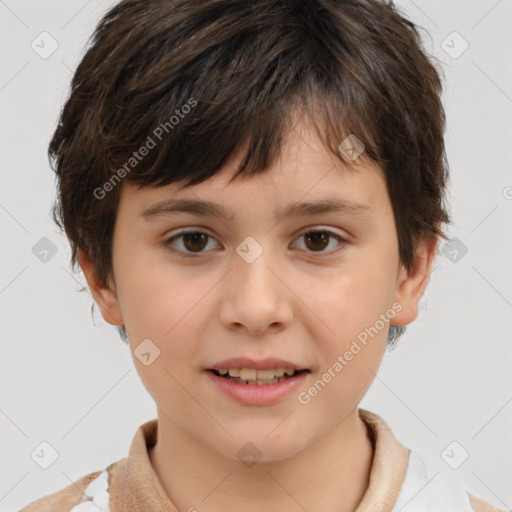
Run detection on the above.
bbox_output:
[79,121,436,463]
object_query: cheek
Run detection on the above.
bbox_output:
[309,270,390,410]
[125,302,203,406]
[119,265,210,375]
[330,268,392,332]
[116,253,205,337]
[312,255,394,364]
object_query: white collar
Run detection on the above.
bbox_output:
[391,450,474,511]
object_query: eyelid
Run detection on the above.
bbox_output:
[299,226,349,240]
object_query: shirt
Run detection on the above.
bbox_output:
[18,408,507,512]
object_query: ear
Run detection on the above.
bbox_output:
[392,234,439,326]
[77,247,124,326]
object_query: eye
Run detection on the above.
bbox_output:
[293,228,347,254]
[162,227,347,258]
[163,230,220,257]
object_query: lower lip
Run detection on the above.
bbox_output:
[204,370,309,406]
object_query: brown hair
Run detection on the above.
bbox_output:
[49,0,451,348]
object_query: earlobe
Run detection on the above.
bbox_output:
[392,235,439,327]
[77,247,124,326]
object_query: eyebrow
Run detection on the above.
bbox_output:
[139,197,375,223]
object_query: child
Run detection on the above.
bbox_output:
[20,0,505,510]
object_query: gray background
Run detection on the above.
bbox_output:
[1,1,511,510]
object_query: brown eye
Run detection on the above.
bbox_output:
[181,232,208,252]
[295,229,346,254]
[303,231,330,251]
[163,230,219,257]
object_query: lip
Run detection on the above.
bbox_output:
[205,356,309,371]
[205,368,310,406]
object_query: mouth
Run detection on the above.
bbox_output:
[204,366,311,405]
[206,368,311,385]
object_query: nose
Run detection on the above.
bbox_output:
[218,249,294,336]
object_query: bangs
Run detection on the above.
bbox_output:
[93,14,385,193]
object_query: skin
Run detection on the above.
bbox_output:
[78,119,438,512]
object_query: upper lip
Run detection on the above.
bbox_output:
[205,357,310,371]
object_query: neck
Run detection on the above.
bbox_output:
[149,408,374,512]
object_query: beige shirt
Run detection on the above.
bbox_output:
[19,408,506,512]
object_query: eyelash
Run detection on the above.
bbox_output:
[162,228,348,258]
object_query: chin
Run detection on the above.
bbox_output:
[218,427,307,464]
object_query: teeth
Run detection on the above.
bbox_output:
[239,368,257,380]
[274,368,286,378]
[257,378,278,384]
[217,367,298,380]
